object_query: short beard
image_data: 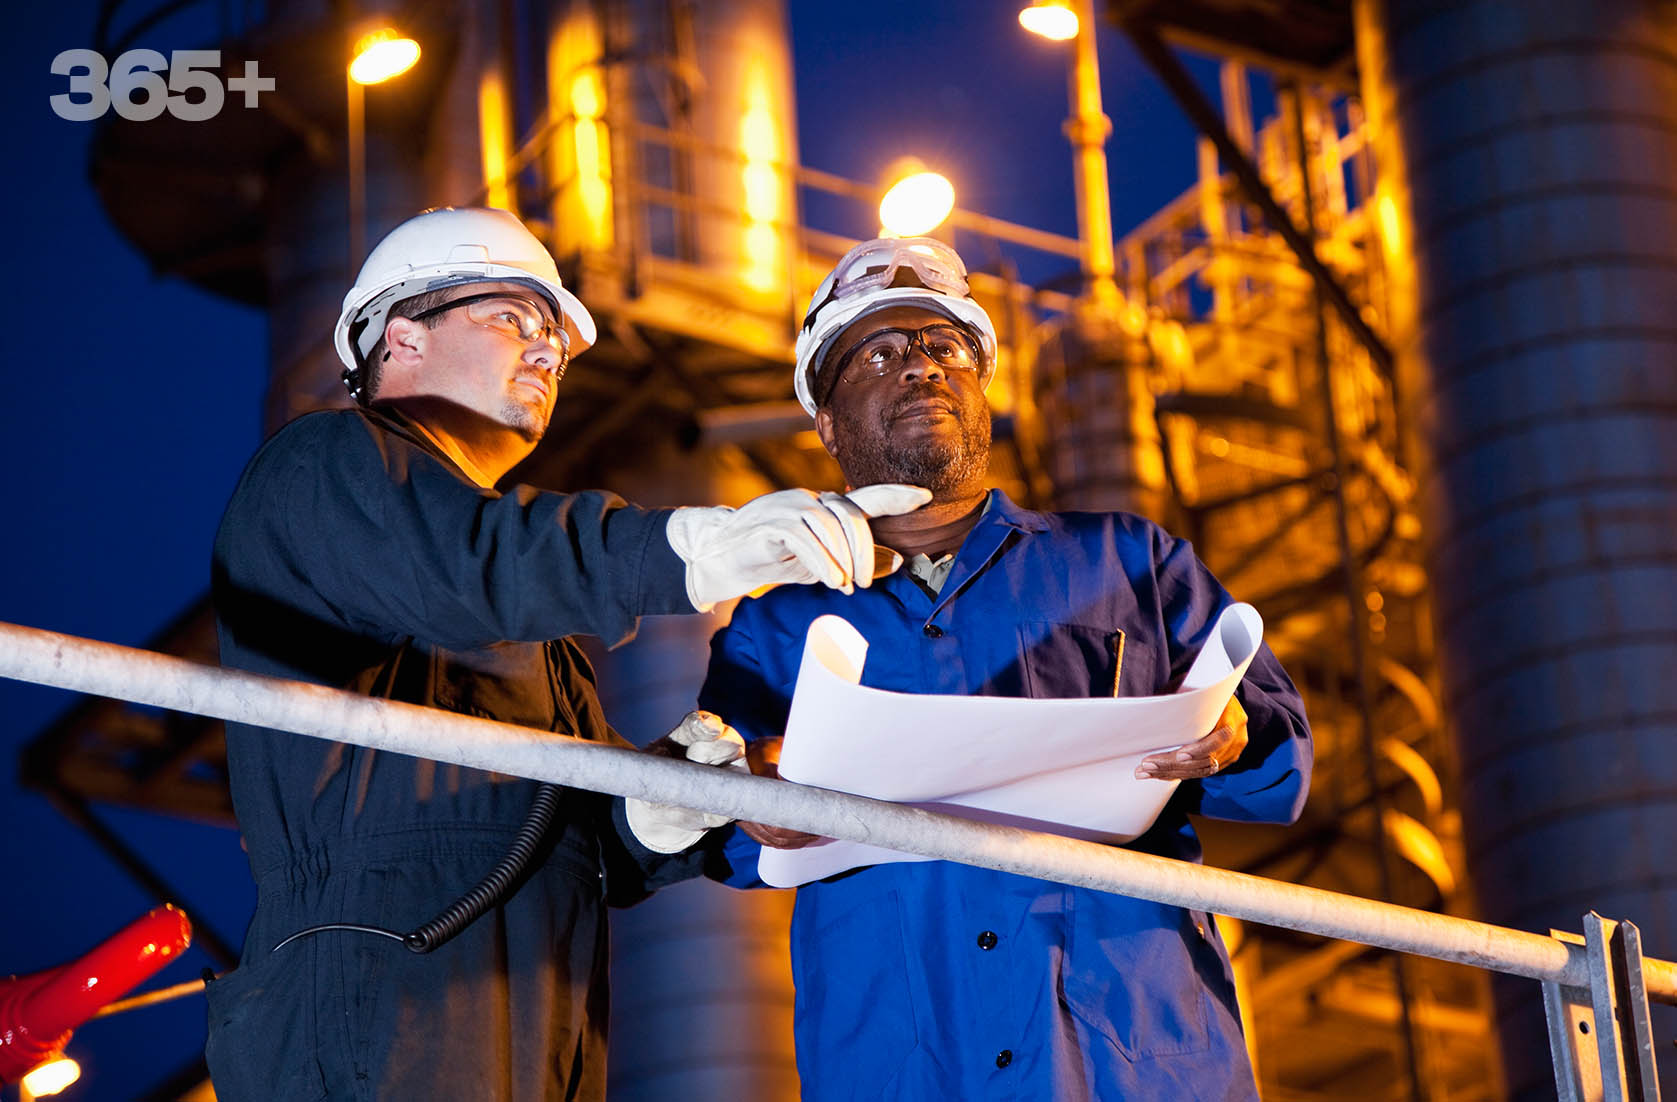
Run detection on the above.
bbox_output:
[499,398,550,443]
[830,383,991,496]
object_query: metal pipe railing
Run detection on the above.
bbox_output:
[3,618,1674,1005]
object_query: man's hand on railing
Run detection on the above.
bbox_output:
[737,736,825,850]
[625,710,748,853]
[1134,695,1249,781]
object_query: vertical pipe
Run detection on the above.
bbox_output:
[546,1,613,257]
[1354,2,1677,1096]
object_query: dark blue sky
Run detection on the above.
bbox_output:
[0,3,1223,1096]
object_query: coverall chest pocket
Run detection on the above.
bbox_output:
[1018,621,1156,699]
[429,640,562,730]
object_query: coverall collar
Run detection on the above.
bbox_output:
[893,488,1048,620]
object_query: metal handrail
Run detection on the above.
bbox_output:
[2,617,1673,1007]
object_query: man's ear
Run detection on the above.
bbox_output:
[383,316,429,368]
[813,407,840,459]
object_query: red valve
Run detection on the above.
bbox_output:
[0,904,193,1084]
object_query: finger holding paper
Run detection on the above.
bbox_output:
[1135,695,1249,780]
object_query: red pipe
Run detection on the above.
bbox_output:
[0,904,193,1083]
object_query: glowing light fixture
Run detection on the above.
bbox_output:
[1018,2,1079,41]
[478,72,512,211]
[21,1056,81,1097]
[879,171,955,237]
[569,69,612,246]
[1018,0,1119,306]
[350,29,421,85]
[738,63,784,293]
[1376,191,1405,261]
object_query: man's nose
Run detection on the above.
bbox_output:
[524,338,563,375]
[898,349,947,384]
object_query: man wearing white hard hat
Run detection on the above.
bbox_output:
[697,236,1314,1100]
[205,208,928,1100]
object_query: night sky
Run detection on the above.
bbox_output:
[0,3,1224,1096]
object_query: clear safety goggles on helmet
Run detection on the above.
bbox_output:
[801,237,973,334]
[406,291,572,376]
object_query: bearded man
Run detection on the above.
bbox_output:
[695,236,1314,1101]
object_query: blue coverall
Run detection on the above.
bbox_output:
[207,406,702,1101]
[699,489,1312,1101]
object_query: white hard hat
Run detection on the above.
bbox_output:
[793,236,997,415]
[334,207,597,396]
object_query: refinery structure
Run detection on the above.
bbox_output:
[13,0,1677,1099]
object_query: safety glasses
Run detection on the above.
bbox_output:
[834,323,982,385]
[407,292,572,376]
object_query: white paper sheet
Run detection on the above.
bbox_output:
[757,603,1264,887]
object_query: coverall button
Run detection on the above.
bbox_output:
[977,930,998,950]
[923,623,944,638]
[1196,922,1207,938]
[996,1049,1013,1068]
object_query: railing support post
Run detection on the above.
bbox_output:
[1544,915,1662,1101]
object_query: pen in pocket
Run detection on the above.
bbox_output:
[1109,629,1126,697]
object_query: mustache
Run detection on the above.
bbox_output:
[887,382,960,420]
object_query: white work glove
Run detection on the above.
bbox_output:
[625,711,749,853]
[666,484,932,612]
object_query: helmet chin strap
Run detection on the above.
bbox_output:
[342,316,376,402]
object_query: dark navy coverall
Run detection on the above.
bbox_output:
[206,406,703,1101]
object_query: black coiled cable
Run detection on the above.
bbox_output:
[271,782,562,956]
[402,782,561,953]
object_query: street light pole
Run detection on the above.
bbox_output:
[1066,0,1120,308]
[1024,0,1120,309]
[346,71,365,276]
[345,28,421,273]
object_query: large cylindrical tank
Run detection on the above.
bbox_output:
[544,0,801,325]
[584,439,800,1102]
[1354,1,1677,1095]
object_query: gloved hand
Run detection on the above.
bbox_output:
[625,710,749,853]
[667,484,932,612]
